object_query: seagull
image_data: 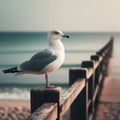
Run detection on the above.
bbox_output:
[3,30,69,88]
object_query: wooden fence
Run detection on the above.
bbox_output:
[26,38,113,120]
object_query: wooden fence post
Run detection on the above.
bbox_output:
[31,86,62,120]
[109,37,114,57]
[91,55,100,85]
[91,55,101,105]
[69,68,88,120]
[81,61,95,118]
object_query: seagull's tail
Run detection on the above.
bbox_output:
[3,67,20,74]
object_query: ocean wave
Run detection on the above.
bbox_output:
[0,87,30,100]
[0,84,68,100]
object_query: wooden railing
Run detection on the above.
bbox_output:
[26,38,113,120]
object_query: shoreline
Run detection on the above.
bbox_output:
[0,99,30,108]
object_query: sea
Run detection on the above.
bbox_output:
[0,32,119,100]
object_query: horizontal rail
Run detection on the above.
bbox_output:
[26,103,57,120]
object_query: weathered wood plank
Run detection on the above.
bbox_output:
[93,85,99,102]
[26,103,57,120]
[98,73,103,84]
[60,78,85,116]
[69,69,88,120]
[87,68,94,79]
[30,86,62,120]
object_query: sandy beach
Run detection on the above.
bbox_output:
[0,99,30,120]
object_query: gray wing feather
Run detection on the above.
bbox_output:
[30,49,52,60]
[20,49,57,71]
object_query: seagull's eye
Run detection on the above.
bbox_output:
[52,31,59,35]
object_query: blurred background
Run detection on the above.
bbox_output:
[0,0,120,100]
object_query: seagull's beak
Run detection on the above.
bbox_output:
[62,34,69,38]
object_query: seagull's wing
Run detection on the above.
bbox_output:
[20,49,57,72]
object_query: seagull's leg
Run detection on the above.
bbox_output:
[45,73,49,88]
[45,73,55,88]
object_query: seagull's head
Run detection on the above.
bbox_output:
[48,30,69,41]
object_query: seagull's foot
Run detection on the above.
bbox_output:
[46,85,56,88]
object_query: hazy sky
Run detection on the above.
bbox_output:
[0,0,120,32]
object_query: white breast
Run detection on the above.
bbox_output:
[39,40,65,74]
[40,49,65,74]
